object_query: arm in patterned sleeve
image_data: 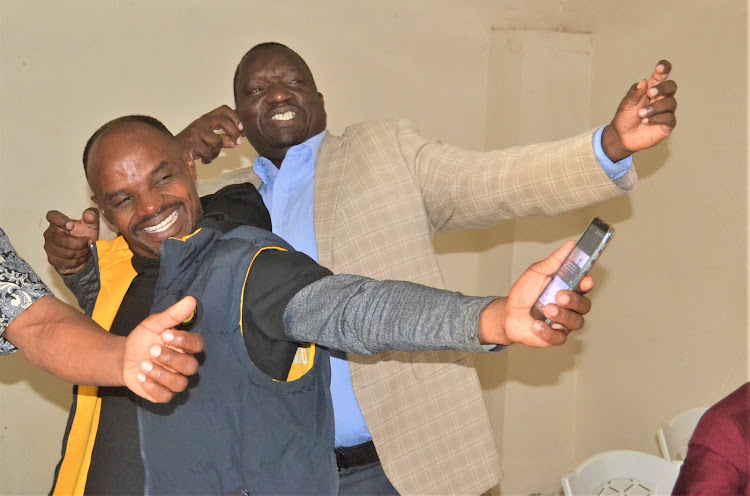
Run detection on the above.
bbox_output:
[0,228,54,354]
[0,228,204,403]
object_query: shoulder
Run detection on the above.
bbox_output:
[689,383,750,459]
[340,118,421,140]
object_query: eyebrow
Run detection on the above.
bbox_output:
[103,160,169,203]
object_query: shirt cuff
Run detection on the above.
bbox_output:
[593,126,633,181]
[481,343,507,352]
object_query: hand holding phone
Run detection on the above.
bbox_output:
[530,218,614,325]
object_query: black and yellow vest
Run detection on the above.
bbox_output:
[51,226,336,495]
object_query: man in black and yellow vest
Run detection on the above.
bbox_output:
[51,115,597,495]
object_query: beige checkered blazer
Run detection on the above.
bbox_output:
[196,119,636,495]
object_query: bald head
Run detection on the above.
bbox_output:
[85,116,202,258]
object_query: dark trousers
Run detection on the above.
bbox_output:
[338,461,400,496]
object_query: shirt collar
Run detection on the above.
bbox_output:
[253,130,327,186]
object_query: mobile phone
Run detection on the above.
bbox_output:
[530,217,614,325]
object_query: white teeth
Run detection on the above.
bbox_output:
[271,111,295,121]
[143,211,178,234]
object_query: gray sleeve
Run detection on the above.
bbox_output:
[282,274,502,355]
[60,255,100,316]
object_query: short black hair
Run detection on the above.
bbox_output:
[232,42,315,104]
[83,115,173,175]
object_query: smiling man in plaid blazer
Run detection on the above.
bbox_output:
[45,43,677,495]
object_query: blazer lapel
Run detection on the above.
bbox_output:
[314,132,348,269]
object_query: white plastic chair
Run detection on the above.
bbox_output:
[561,450,681,496]
[656,407,708,463]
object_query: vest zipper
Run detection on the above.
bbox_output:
[136,402,149,496]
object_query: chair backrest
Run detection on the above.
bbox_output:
[561,450,681,496]
[656,407,709,462]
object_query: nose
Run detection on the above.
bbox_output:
[266,82,293,104]
[136,190,164,221]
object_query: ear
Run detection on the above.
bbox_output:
[183,147,198,182]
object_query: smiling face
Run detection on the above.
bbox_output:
[234,45,327,165]
[86,122,202,258]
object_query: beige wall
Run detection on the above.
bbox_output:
[0,1,747,495]
[579,0,748,464]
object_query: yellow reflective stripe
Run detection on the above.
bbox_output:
[170,227,202,242]
[54,236,136,493]
[286,345,316,382]
[91,237,137,331]
[239,246,316,383]
[51,387,101,495]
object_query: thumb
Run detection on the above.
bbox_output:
[81,207,99,227]
[534,240,577,274]
[621,79,648,110]
[143,296,198,334]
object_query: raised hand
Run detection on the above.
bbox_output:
[601,60,678,162]
[43,208,100,275]
[176,105,244,164]
[479,241,594,348]
[123,296,205,403]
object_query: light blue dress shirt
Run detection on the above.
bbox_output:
[254,125,631,448]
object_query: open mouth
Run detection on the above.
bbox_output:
[271,111,295,121]
[142,210,179,234]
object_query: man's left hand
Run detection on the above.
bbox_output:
[601,59,678,162]
[479,240,593,348]
[123,296,204,403]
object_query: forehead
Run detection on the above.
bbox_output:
[239,47,311,81]
[88,124,178,186]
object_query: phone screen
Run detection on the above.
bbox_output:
[531,218,613,322]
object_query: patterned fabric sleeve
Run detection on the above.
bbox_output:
[0,228,54,355]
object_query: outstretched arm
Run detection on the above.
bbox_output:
[278,241,591,354]
[5,295,204,403]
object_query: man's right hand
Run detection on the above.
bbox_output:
[43,208,99,275]
[176,105,243,165]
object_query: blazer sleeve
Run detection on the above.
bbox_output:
[391,119,637,232]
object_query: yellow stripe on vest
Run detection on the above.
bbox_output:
[239,246,316,382]
[52,237,136,495]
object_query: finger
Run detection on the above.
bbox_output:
[43,229,91,251]
[134,374,175,403]
[555,291,592,316]
[220,133,240,149]
[81,207,100,228]
[578,275,594,294]
[161,329,204,355]
[191,141,217,165]
[140,359,189,392]
[647,60,671,88]
[640,112,677,129]
[149,344,200,376]
[638,96,677,119]
[45,210,74,230]
[647,80,677,101]
[543,303,585,332]
[530,320,568,347]
[214,115,243,142]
